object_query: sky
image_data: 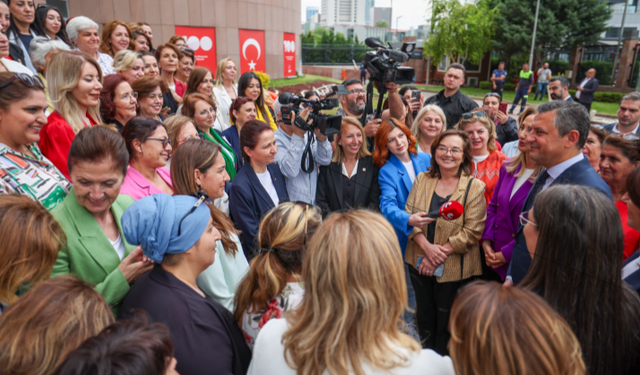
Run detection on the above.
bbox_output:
[300,0,431,30]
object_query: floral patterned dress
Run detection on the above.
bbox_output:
[241,281,304,349]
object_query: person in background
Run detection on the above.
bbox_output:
[0,194,65,314]
[303,90,318,101]
[131,75,167,122]
[213,57,238,128]
[0,19,32,75]
[0,276,113,375]
[622,165,640,295]
[548,76,574,101]
[482,92,518,146]
[599,134,640,260]
[411,105,446,155]
[400,85,424,118]
[32,4,71,47]
[28,36,69,113]
[223,96,257,168]
[583,124,607,173]
[174,47,194,95]
[132,30,151,52]
[359,61,366,83]
[66,16,114,76]
[238,71,277,130]
[171,139,248,310]
[140,22,153,46]
[508,63,534,115]
[113,49,144,84]
[534,62,552,101]
[167,35,186,49]
[119,193,252,375]
[99,20,132,58]
[230,120,288,259]
[99,74,137,133]
[155,43,183,113]
[248,210,455,375]
[0,0,23,65]
[423,63,479,129]
[0,72,70,208]
[51,126,153,315]
[182,93,238,180]
[183,67,226,131]
[6,0,37,73]
[273,99,332,205]
[576,68,599,112]
[501,107,536,158]
[604,92,640,135]
[481,110,543,281]
[490,61,507,100]
[53,315,178,375]
[316,117,379,216]
[165,114,200,152]
[520,185,640,375]
[139,50,159,77]
[40,50,102,179]
[457,111,508,204]
[404,129,486,355]
[234,202,321,348]
[449,281,586,375]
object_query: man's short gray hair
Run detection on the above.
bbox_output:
[536,101,590,149]
[29,37,71,74]
[620,92,640,104]
[66,16,99,41]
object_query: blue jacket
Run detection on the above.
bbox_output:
[229,163,288,260]
[603,122,640,135]
[624,250,640,296]
[378,152,431,255]
[222,126,243,168]
[508,158,612,284]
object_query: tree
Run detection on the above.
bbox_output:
[375,20,389,28]
[423,0,498,66]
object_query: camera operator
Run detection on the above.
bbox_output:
[273,96,332,205]
[336,79,405,150]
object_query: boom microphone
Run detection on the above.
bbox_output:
[364,37,385,49]
[387,49,410,63]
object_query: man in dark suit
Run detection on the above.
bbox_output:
[548,76,574,102]
[575,68,599,112]
[505,101,612,285]
[603,92,640,135]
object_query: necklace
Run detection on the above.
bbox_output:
[439,178,458,191]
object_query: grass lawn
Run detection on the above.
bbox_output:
[270,74,342,88]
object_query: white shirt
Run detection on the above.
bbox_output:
[402,160,417,183]
[472,154,490,177]
[96,52,115,76]
[542,153,584,191]
[501,141,521,158]
[0,58,34,76]
[109,234,126,261]
[256,169,280,206]
[612,122,640,135]
[342,159,359,179]
[511,168,535,199]
[213,84,238,129]
[248,318,455,375]
[622,256,640,280]
[575,78,591,100]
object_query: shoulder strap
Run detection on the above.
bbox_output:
[460,177,474,282]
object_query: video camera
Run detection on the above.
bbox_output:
[363,38,415,85]
[278,85,349,137]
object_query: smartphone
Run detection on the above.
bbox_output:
[411,90,421,117]
[416,257,445,278]
[499,102,508,115]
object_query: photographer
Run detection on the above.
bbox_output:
[273,95,332,205]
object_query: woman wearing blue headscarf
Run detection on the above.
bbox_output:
[118,193,252,375]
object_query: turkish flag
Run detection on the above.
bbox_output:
[283,33,296,77]
[238,29,265,73]
[175,26,217,76]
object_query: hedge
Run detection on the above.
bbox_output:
[479,81,515,91]
[478,81,624,103]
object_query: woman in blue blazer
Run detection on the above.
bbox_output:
[229,120,288,260]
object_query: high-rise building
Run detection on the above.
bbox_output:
[306,7,319,22]
[365,0,375,26]
[320,0,366,26]
[373,7,391,27]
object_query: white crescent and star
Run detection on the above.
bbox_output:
[242,38,261,70]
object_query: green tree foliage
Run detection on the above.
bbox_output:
[376,20,389,28]
[423,0,498,66]
[300,28,371,64]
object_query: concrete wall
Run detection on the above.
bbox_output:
[63,0,301,79]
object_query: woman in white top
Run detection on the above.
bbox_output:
[213,57,238,128]
[411,104,446,156]
[0,27,32,75]
[249,209,454,375]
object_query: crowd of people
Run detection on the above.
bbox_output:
[0,2,639,375]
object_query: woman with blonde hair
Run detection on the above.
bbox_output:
[235,201,321,348]
[449,281,586,375]
[412,104,446,155]
[213,57,238,128]
[99,20,133,58]
[0,276,114,375]
[0,194,66,313]
[501,107,536,158]
[249,209,454,375]
[113,49,144,84]
[164,114,200,152]
[40,50,103,179]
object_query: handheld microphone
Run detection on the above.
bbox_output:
[426,200,464,220]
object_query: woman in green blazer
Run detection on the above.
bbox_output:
[50,126,153,315]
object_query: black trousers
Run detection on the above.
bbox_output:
[409,265,474,356]
[580,101,592,112]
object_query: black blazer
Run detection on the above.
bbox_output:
[316,156,380,217]
[578,78,599,104]
[222,125,243,168]
[624,250,640,296]
[508,157,612,284]
[229,162,289,259]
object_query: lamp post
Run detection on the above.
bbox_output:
[528,0,541,68]
[396,15,403,41]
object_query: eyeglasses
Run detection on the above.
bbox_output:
[436,146,463,156]
[119,91,138,101]
[461,112,486,120]
[622,134,640,141]
[0,73,45,90]
[177,190,208,236]
[146,137,171,148]
[179,132,204,145]
[198,107,217,117]
[519,211,537,227]
[349,89,366,95]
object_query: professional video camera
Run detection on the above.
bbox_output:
[363,38,415,85]
[277,84,349,137]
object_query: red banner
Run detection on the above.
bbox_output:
[283,33,296,77]
[175,26,217,75]
[238,29,265,73]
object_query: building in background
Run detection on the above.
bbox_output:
[306,6,319,22]
[364,0,375,26]
[372,7,391,26]
[321,0,366,27]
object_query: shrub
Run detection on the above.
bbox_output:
[254,71,270,90]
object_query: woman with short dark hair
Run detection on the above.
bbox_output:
[223,96,257,169]
[230,120,288,259]
[100,74,137,133]
[583,125,607,173]
[131,75,168,122]
[174,47,194,92]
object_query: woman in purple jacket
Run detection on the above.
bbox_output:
[481,108,544,281]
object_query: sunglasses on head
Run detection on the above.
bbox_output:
[461,111,486,120]
[484,93,500,98]
[0,73,45,90]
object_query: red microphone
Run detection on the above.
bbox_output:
[438,200,464,221]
